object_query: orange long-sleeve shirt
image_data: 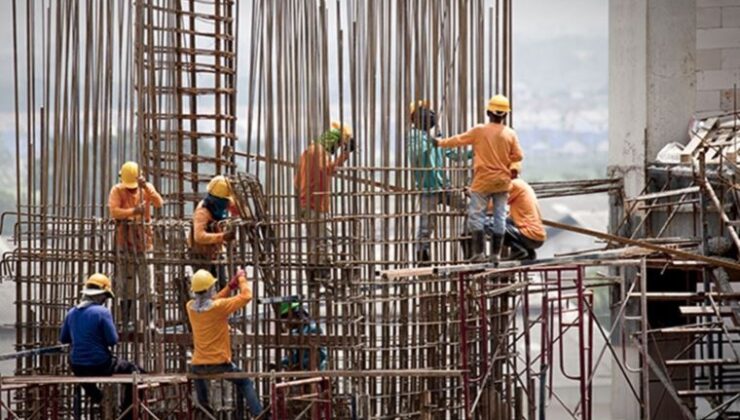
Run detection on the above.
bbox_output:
[509,179,546,242]
[187,276,252,365]
[108,182,164,251]
[189,200,239,260]
[294,144,348,213]
[437,123,523,193]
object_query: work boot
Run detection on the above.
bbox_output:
[469,231,487,262]
[507,242,529,261]
[490,234,504,262]
[527,249,537,261]
[416,248,431,267]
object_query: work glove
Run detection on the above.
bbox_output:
[223,228,237,242]
[430,137,440,148]
[228,268,245,290]
[132,203,145,216]
[511,169,519,179]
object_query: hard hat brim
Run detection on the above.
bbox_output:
[122,181,138,189]
[81,288,115,298]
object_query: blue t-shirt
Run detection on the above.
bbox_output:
[60,304,118,366]
[407,128,473,191]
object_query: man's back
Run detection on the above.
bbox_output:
[60,304,118,366]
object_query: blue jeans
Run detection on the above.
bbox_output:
[468,191,507,234]
[191,362,263,418]
[416,191,464,253]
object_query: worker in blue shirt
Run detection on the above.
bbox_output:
[407,100,472,264]
[60,274,143,420]
[278,302,327,370]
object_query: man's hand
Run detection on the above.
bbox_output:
[223,228,237,242]
[430,137,440,147]
[511,169,519,179]
[137,176,147,189]
[132,203,145,216]
[344,137,356,153]
[228,268,245,290]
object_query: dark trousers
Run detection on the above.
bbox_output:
[71,357,143,420]
[504,219,544,251]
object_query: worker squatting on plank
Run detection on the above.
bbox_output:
[407,100,472,265]
[485,179,547,261]
[107,161,164,330]
[186,268,266,418]
[60,274,145,420]
[432,94,525,262]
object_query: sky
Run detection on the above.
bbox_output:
[0,0,608,175]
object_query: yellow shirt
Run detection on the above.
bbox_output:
[187,277,252,365]
[438,123,523,193]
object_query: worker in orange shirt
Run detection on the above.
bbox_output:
[294,121,354,281]
[189,175,238,292]
[187,268,265,418]
[433,95,523,261]
[108,161,163,329]
[485,179,546,260]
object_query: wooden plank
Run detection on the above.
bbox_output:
[665,358,738,367]
[681,117,719,163]
[625,186,700,203]
[679,306,733,316]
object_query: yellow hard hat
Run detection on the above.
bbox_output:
[82,273,115,298]
[207,175,232,199]
[191,269,217,293]
[119,161,139,189]
[330,121,353,141]
[486,95,511,114]
[409,100,430,118]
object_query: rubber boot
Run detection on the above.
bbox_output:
[490,234,504,262]
[469,231,487,262]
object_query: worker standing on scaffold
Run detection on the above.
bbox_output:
[108,161,163,330]
[433,95,524,262]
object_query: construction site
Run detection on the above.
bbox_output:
[1,0,739,419]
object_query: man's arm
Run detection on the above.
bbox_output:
[437,127,479,148]
[327,150,350,175]
[60,313,72,344]
[108,187,135,220]
[144,183,164,209]
[508,132,524,178]
[100,310,119,347]
[193,208,225,245]
[216,274,252,314]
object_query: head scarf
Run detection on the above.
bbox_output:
[314,128,342,154]
[192,286,215,312]
[203,194,230,221]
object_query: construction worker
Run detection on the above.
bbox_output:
[189,175,238,292]
[433,95,524,261]
[485,179,546,260]
[60,274,144,420]
[294,121,354,281]
[407,100,472,264]
[108,161,163,329]
[277,302,328,371]
[187,268,264,418]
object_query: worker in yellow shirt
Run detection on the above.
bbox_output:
[294,121,354,281]
[485,179,546,260]
[187,268,264,418]
[108,161,163,329]
[433,95,524,261]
